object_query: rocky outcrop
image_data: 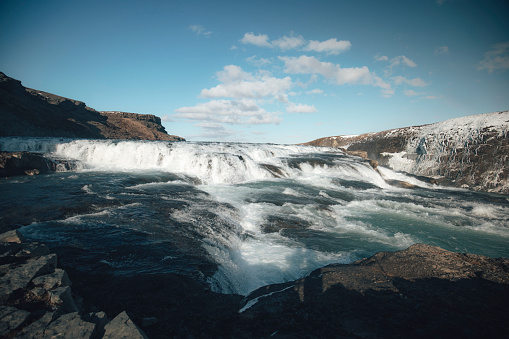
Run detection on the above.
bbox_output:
[236,243,509,338]
[0,230,148,338]
[0,151,78,178]
[0,151,55,177]
[0,72,184,141]
[97,111,184,141]
[305,111,509,193]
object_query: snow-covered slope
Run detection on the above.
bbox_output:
[305,111,509,193]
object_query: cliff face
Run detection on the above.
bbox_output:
[305,111,509,194]
[0,72,184,141]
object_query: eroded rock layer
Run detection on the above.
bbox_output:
[0,72,184,141]
[305,111,509,193]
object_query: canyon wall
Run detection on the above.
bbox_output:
[305,111,509,193]
[0,72,184,141]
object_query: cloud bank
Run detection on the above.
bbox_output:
[241,33,351,55]
[279,55,393,96]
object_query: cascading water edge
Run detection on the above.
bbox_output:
[1,137,508,296]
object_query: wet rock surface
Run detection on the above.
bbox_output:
[0,151,81,179]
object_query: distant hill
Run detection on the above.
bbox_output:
[0,72,184,141]
[305,111,509,194]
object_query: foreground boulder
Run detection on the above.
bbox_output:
[236,243,509,338]
[0,230,148,338]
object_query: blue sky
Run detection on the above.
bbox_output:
[1,0,508,143]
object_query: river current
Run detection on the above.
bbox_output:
[1,137,508,295]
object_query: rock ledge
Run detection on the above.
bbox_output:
[0,230,148,339]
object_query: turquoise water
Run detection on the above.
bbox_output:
[1,138,508,295]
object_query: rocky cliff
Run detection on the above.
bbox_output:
[305,111,509,194]
[0,72,184,141]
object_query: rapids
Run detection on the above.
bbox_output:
[1,137,508,295]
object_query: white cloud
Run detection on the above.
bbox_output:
[478,41,509,73]
[374,54,389,62]
[272,35,306,50]
[279,55,393,96]
[189,25,212,36]
[175,99,282,125]
[240,33,271,47]
[404,90,426,96]
[381,55,418,76]
[193,122,236,139]
[424,95,440,100]
[240,32,350,54]
[304,38,351,55]
[372,75,395,97]
[200,65,293,100]
[392,76,428,87]
[434,46,449,55]
[286,102,317,113]
[246,55,272,67]
[306,88,324,95]
[390,55,417,68]
[279,55,370,85]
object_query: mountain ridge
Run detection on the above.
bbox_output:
[0,72,184,141]
[305,111,509,193]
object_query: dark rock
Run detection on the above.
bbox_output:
[0,305,31,336]
[345,150,368,159]
[0,253,57,303]
[14,243,51,258]
[32,268,72,290]
[262,215,311,233]
[15,311,57,338]
[42,312,95,338]
[386,179,417,189]
[0,229,25,243]
[0,151,56,177]
[237,243,509,338]
[103,311,148,339]
[369,159,378,169]
[82,311,109,338]
[0,230,151,338]
[48,286,79,314]
[24,169,40,176]
[260,163,287,178]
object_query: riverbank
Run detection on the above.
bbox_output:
[2,228,508,338]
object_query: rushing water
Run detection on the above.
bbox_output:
[1,137,508,295]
